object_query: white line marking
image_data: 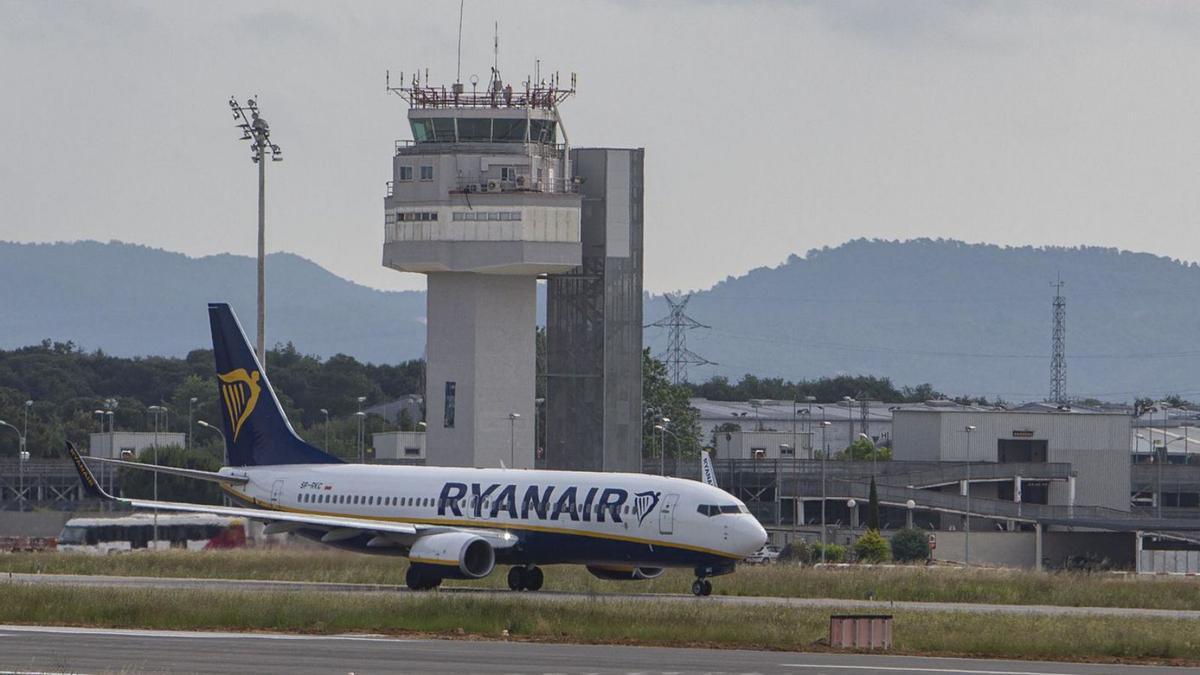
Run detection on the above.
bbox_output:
[0,625,416,643]
[781,665,1074,675]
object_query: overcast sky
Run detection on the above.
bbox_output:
[2,1,1199,293]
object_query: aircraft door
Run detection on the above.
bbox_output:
[659,494,679,535]
[270,479,284,505]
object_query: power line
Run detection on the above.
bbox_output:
[1051,276,1067,403]
[646,293,716,384]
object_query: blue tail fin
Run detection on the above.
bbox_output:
[208,303,342,467]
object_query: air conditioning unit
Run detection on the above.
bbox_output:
[486,180,502,193]
[515,175,529,188]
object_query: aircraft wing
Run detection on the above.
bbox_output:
[68,443,516,549]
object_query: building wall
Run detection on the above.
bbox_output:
[931,530,1038,568]
[371,431,426,461]
[894,410,1130,510]
[88,432,187,459]
[714,430,815,460]
[424,273,535,468]
[545,148,644,473]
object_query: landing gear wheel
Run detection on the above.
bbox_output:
[407,565,442,591]
[507,566,526,591]
[691,579,705,596]
[702,579,713,596]
[525,566,544,592]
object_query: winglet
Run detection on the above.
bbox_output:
[700,450,718,487]
[67,442,115,500]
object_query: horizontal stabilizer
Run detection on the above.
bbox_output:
[84,456,248,485]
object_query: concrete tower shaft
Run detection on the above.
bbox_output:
[383,74,580,469]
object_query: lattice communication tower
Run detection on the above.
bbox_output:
[647,293,716,384]
[1050,278,1067,403]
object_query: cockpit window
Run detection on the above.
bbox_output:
[698,504,747,517]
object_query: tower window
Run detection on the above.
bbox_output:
[420,165,434,181]
[399,166,413,181]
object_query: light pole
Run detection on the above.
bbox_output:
[508,413,520,467]
[23,399,32,449]
[819,420,831,564]
[355,412,367,463]
[858,432,877,477]
[187,397,197,450]
[0,420,28,511]
[196,420,227,466]
[229,96,283,368]
[659,417,671,476]
[964,424,976,566]
[320,408,330,450]
[147,405,167,548]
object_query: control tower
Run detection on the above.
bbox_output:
[384,71,581,469]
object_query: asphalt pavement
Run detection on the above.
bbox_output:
[7,572,1200,619]
[0,624,1194,675]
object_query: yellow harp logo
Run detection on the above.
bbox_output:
[218,368,262,442]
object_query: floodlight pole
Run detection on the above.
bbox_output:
[229,97,282,370]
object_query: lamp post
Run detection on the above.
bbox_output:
[659,417,671,476]
[355,412,367,463]
[858,432,877,477]
[147,405,167,548]
[187,397,197,450]
[196,420,227,466]
[963,424,977,566]
[508,413,520,467]
[320,408,330,450]
[23,399,32,449]
[229,96,283,368]
[819,420,831,563]
[0,420,28,511]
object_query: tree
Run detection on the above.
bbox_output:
[890,528,931,563]
[867,477,880,531]
[838,436,892,461]
[853,529,891,563]
[641,349,701,460]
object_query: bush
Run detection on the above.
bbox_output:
[853,530,891,564]
[778,541,808,563]
[809,543,845,564]
[890,528,931,562]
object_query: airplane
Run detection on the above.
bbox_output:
[68,303,767,596]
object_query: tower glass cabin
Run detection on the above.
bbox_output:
[383,76,581,469]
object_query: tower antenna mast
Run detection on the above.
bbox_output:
[1050,275,1067,404]
[456,0,464,84]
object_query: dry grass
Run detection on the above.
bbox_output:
[1,583,1198,664]
[4,548,1200,610]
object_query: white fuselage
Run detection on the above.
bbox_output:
[220,463,767,568]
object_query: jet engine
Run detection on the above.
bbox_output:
[585,565,665,581]
[409,532,495,579]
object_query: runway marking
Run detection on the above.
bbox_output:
[0,625,418,643]
[781,665,1081,675]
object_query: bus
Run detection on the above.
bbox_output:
[57,513,245,553]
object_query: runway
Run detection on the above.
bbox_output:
[0,624,1193,675]
[7,572,1200,619]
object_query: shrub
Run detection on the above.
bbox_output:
[809,543,845,564]
[778,541,808,563]
[890,528,931,562]
[853,530,891,564]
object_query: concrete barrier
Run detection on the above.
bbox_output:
[829,615,892,650]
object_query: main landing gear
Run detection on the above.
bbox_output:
[691,578,713,596]
[406,564,443,591]
[507,565,545,592]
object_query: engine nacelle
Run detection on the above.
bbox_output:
[586,565,665,581]
[409,532,495,579]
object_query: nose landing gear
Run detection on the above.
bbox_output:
[691,578,713,596]
[507,565,545,591]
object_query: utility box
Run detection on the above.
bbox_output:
[829,614,893,650]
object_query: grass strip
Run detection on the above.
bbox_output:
[1,583,1198,664]
[4,549,1200,610]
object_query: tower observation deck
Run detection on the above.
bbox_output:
[383,71,581,469]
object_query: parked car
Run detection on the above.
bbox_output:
[745,544,782,564]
